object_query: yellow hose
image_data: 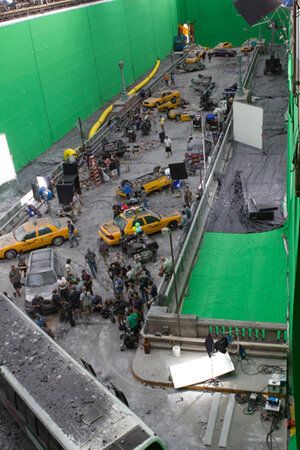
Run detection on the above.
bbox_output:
[88,59,160,139]
[88,104,113,139]
[63,148,77,160]
[127,59,160,96]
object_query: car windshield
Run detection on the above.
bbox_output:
[113,216,127,230]
[27,271,56,287]
[13,225,26,241]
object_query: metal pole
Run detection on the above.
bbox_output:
[236,54,244,97]
[78,117,86,152]
[118,60,128,101]
[201,113,207,180]
[169,233,182,337]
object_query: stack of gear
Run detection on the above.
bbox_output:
[121,233,159,263]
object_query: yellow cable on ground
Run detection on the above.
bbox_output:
[88,104,113,139]
[127,59,160,96]
[88,59,160,139]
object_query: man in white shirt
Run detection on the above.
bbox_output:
[164,136,172,156]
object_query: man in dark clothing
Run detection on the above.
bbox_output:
[81,270,93,295]
[63,301,76,327]
[147,280,158,308]
[132,292,145,317]
[85,248,97,278]
[57,277,69,302]
[52,289,65,322]
[9,265,22,297]
[98,238,109,263]
[114,275,124,300]
[67,220,79,248]
[69,287,81,319]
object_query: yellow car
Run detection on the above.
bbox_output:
[0,217,73,260]
[98,206,181,245]
[215,42,233,49]
[157,97,183,112]
[241,45,253,53]
[167,110,193,121]
[116,169,172,198]
[142,90,180,108]
[184,50,204,65]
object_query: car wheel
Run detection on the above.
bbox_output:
[5,249,17,260]
[175,115,180,122]
[52,236,64,246]
[168,221,178,231]
[171,97,177,104]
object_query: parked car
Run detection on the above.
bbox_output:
[157,97,184,112]
[25,248,63,314]
[98,206,181,245]
[0,217,76,260]
[142,90,180,108]
[116,168,171,198]
[167,110,193,122]
[241,45,253,53]
[182,49,205,67]
[215,41,233,49]
[213,48,237,57]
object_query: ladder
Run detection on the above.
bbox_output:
[88,155,102,186]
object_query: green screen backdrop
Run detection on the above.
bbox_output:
[0,0,177,170]
[176,0,290,48]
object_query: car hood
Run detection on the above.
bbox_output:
[143,97,159,103]
[101,221,121,234]
[163,210,180,218]
[0,232,17,248]
[25,283,56,302]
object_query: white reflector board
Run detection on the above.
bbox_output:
[169,352,235,389]
[0,134,16,186]
[233,101,263,149]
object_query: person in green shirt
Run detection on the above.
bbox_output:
[159,256,172,277]
[126,309,140,332]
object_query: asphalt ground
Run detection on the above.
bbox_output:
[0,51,266,450]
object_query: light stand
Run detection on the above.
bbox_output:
[236,53,244,97]
[118,60,128,101]
[162,227,181,337]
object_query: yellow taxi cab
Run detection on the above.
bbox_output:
[98,206,181,245]
[184,49,204,65]
[215,42,233,49]
[0,217,73,260]
[116,169,172,198]
[167,110,193,121]
[157,97,183,112]
[143,90,180,108]
[241,45,253,53]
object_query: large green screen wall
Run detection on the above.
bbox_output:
[0,0,177,170]
[176,0,289,48]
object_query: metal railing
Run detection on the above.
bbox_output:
[157,46,261,312]
[0,53,186,235]
[143,306,287,356]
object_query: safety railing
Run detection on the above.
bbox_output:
[0,53,186,235]
[143,306,287,357]
[157,46,261,312]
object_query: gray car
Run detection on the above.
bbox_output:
[25,248,64,314]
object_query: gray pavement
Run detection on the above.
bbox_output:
[56,316,287,450]
[0,52,278,450]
